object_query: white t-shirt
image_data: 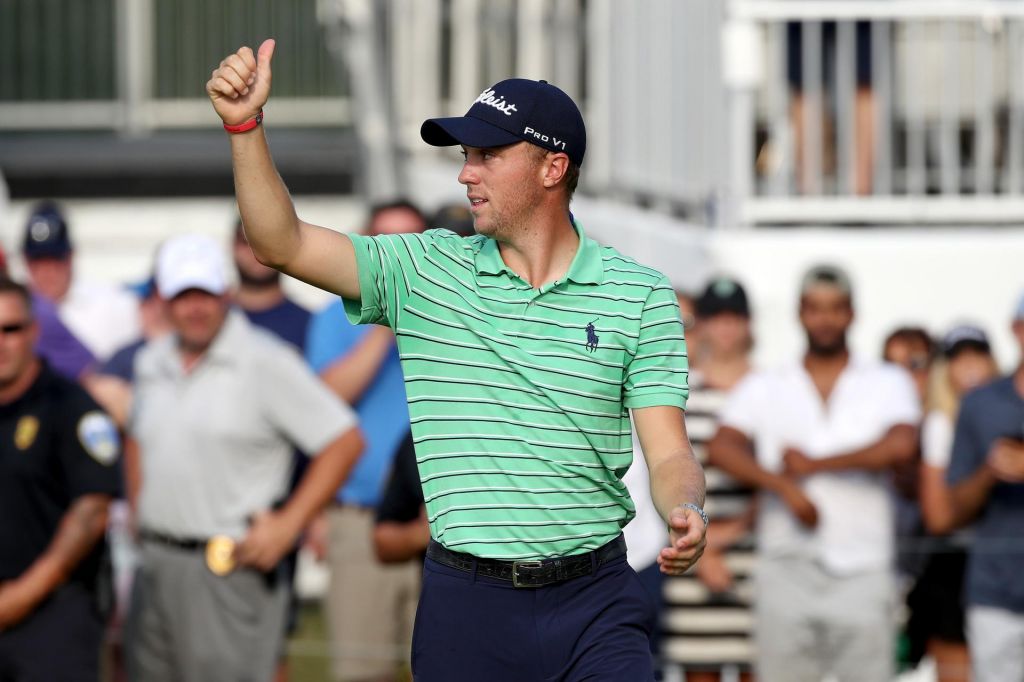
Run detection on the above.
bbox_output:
[719,356,921,575]
[60,279,141,362]
[922,410,954,468]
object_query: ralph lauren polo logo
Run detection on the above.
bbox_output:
[585,320,599,353]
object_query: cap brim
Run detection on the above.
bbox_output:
[420,116,523,149]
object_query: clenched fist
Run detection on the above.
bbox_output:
[206,39,276,126]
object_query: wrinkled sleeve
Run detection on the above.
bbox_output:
[622,278,689,410]
[343,231,433,329]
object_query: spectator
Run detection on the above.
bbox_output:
[881,326,934,582]
[123,234,363,682]
[708,265,920,682]
[234,219,311,352]
[0,277,120,681]
[787,21,875,195]
[305,199,426,682]
[668,277,756,682]
[946,298,1024,682]
[233,220,313,682]
[22,201,140,362]
[908,325,998,682]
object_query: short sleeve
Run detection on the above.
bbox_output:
[947,394,986,485]
[622,279,689,410]
[879,366,923,427]
[58,393,122,499]
[343,231,434,328]
[260,342,359,456]
[306,300,369,373]
[717,372,766,437]
[922,410,954,468]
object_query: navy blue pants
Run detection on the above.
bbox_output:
[411,551,656,681]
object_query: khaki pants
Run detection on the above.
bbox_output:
[326,505,421,682]
[754,555,894,682]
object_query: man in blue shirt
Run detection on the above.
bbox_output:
[305,200,426,682]
[948,291,1024,682]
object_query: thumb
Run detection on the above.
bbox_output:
[256,38,276,80]
[669,507,689,530]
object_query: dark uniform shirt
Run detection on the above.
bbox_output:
[0,362,121,586]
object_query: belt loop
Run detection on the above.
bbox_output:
[590,549,598,574]
[470,556,479,584]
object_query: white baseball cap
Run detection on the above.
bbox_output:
[156,234,228,299]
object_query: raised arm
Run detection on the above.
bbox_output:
[206,39,360,299]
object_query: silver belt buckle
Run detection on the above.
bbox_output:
[511,560,544,588]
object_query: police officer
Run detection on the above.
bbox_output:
[0,277,121,680]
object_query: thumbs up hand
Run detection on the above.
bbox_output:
[206,39,276,126]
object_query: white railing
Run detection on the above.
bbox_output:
[726,0,1024,224]
[381,0,727,217]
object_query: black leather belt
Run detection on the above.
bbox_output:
[426,535,627,588]
[139,529,208,551]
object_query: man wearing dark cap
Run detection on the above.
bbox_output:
[709,266,921,682]
[208,39,706,680]
[23,202,140,362]
[945,295,1024,682]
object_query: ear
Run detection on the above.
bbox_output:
[541,153,570,189]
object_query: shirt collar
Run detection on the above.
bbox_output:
[159,308,249,375]
[473,218,604,285]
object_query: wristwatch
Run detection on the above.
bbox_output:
[679,503,709,527]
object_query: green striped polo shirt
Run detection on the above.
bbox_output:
[344,223,688,560]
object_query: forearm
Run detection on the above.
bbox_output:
[124,437,142,514]
[948,465,999,528]
[919,465,956,534]
[373,518,430,563]
[321,327,394,404]
[15,495,110,606]
[278,429,363,535]
[230,128,303,268]
[815,425,917,473]
[648,448,706,525]
[708,434,787,494]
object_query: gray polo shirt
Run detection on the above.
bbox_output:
[131,310,357,539]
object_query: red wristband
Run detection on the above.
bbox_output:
[223,109,263,134]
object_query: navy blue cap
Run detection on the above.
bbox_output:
[942,324,991,358]
[696,277,750,318]
[23,201,72,259]
[421,78,587,166]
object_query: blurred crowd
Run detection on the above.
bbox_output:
[1,198,1022,682]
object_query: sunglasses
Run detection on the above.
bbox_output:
[0,321,31,335]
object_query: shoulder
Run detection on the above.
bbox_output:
[134,335,174,379]
[424,229,482,261]
[598,246,670,291]
[43,370,110,429]
[960,377,1009,414]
